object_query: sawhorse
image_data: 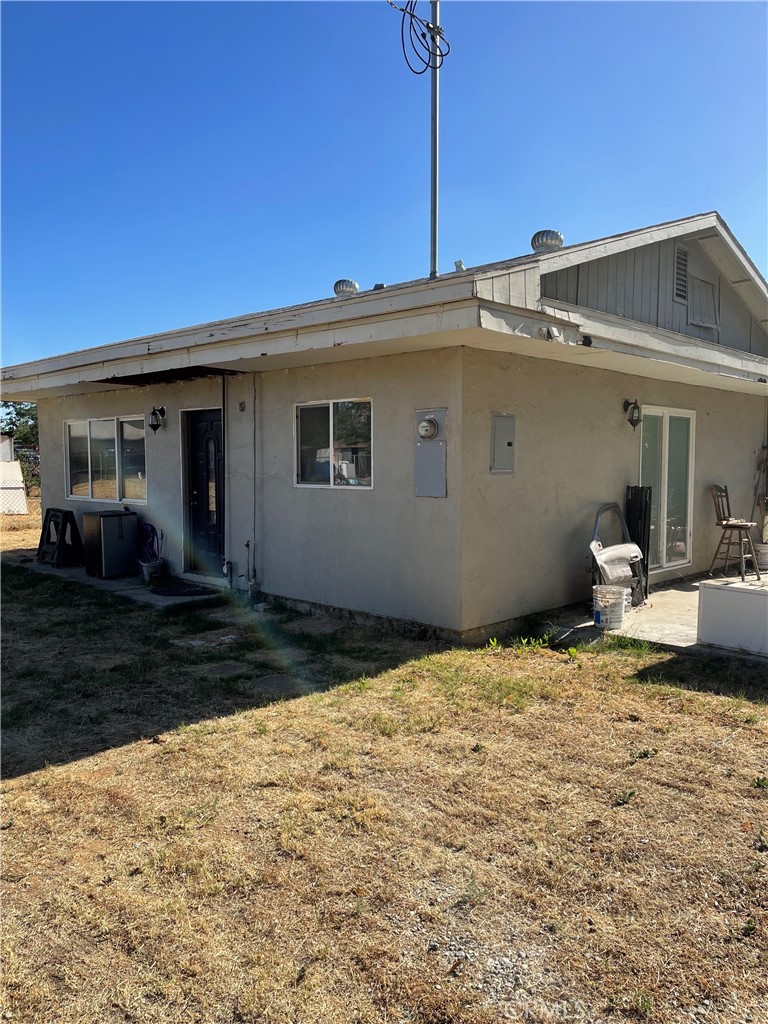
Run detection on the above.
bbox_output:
[36,508,85,567]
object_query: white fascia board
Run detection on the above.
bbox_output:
[1,276,478,383]
[535,301,768,389]
[473,310,767,395]
[535,213,722,275]
[696,232,768,326]
[0,301,482,400]
[708,215,768,295]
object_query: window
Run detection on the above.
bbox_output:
[120,419,147,501]
[66,417,146,502]
[640,407,695,570]
[296,399,372,487]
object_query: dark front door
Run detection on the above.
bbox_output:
[186,410,224,575]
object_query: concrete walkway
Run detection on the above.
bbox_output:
[3,549,227,609]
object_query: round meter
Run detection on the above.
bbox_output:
[417,417,439,440]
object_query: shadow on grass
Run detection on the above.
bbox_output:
[1,564,442,778]
[630,648,768,704]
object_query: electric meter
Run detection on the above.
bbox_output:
[417,417,439,440]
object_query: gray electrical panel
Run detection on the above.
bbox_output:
[415,408,447,497]
[491,413,516,473]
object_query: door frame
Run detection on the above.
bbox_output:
[638,405,696,573]
[180,406,225,575]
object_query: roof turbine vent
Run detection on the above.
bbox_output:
[333,278,360,299]
[531,229,564,253]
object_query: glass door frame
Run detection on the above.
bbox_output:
[639,405,696,572]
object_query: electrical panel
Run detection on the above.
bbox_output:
[491,413,516,473]
[415,408,447,497]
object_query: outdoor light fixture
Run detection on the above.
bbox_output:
[148,406,166,434]
[623,399,642,431]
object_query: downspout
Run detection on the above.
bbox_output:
[252,372,258,592]
[221,373,233,588]
[252,371,264,598]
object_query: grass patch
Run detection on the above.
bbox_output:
[2,560,768,1022]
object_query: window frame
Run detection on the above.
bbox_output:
[64,415,147,504]
[638,405,695,572]
[293,397,373,490]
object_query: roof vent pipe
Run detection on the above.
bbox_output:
[531,230,564,253]
[333,279,360,298]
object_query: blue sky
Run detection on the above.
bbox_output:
[2,1,766,365]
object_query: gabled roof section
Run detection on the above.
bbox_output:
[514,212,766,327]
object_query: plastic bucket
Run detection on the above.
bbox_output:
[139,558,164,582]
[593,585,627,630]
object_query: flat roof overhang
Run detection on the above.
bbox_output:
[2,293,767,402]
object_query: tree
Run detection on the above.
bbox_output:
[0,402,38,446]
[333,401,371,447]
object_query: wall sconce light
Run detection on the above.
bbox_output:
[623,399,642,431]
[148,406,166,434]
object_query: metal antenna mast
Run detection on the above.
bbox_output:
[429,0,441,279]
[388,1,450,280]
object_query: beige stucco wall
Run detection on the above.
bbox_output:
[37,374,257,583]
[459,347,767,631]
[36,344,766,634]
[257,348,463,629]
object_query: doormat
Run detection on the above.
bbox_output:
[150,579,218,597]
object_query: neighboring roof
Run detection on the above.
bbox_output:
[2,212,766,401]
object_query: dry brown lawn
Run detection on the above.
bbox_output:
[0,494,42,553]
[1,512,767,1024]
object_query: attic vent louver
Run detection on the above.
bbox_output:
[674,245,689,302]
[531,230,564,253]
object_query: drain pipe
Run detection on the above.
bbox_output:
[221,372,229,584]
[223,558,234,588]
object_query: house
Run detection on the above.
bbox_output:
[2,212,767,636]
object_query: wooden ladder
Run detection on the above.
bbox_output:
[36,508,85,568]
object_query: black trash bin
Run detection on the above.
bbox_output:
[82,510,138,578]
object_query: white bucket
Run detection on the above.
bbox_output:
[593,585,627,630]
[139,558,164,582]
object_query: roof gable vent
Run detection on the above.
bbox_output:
[531,229,564,253]
[674,245,689,302]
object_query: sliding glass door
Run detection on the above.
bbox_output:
[640,407,695,569]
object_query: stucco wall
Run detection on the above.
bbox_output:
[459,347,767,631]
[36,346,765,634]
[37,374,257,582]
[257,349,463,629]
[36,352,463,626]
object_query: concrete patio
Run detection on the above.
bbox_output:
[553,572,768,660]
